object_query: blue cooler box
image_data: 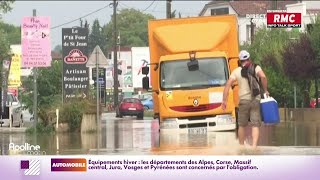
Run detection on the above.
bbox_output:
[260,97,280,124]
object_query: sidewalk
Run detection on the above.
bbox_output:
[0,127,27,133]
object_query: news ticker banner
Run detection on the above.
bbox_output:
[0,156,319,180]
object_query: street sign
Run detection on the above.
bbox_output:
[86,45,108,67]
[21,17,51,67]
[92,68,106,104]
[62,28,89,101]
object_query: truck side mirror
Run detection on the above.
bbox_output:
[142,76,149,90]
[142,66,149,75]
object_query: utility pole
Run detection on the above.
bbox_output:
[113,0,119,108]
[166,0,172,19]
[33,9,38,130]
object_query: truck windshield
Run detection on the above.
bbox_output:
[160,57,228,90]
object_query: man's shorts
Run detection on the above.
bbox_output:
[238,99,262,127]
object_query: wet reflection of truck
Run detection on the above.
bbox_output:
[142,15,240,133]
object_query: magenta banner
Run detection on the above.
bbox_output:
[0,156,319,179]
[21,16,51,67]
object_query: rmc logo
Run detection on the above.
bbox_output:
[267,11,301,28]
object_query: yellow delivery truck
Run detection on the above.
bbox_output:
[142,15,240,133]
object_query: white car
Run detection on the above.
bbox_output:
[0,93,23,127]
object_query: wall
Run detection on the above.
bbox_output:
[279,108,320,122]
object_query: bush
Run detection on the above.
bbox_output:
[26,122,55,135]
[59,98,99,132]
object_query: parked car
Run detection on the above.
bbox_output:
[310,98,320,108]
[0,93,23,127]
[132,93,152,101]
[142,97,153,110]
[116,98,144,119]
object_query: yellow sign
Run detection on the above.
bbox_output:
[8,53,21,87]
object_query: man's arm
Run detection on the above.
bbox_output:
[222,78,236,110]
[257,68,269,97]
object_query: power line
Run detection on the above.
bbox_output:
[141,0,156,12]
[51,5,109,29]
[119,2,199,16]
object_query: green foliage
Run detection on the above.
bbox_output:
[22,60,63,125]
[309,15,320,65]
[60,100,83,132]
[0,0,14,14]
[60,98,98,132]
[88,19,107,54]
[26,122,55,135]
[103,8,155,49]
[244,27,299,107]
[0,22,21,44]
[0,29,10,60]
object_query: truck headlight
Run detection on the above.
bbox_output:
[216,114,234,125]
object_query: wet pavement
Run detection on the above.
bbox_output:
[0,113,320,155]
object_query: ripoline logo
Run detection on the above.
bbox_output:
[267,10,301,28]
[20,160,40,176]
[51,158,87,172]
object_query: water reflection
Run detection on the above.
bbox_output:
[0,120,320,155]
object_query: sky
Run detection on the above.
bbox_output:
[1,0,211,49]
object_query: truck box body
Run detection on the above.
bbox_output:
[147,15,240,131]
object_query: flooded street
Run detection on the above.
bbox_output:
[1,113,320,155]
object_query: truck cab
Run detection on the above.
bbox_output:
[143,15,240,132]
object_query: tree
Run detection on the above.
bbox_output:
[0,29,10,61]
[242,27,300,107]
[0,0,15,60]
[22,60,63,125]
[308,15,320,108]
[103,8,155,50]
[53,45,62,53]
[0,22,20,44]
[88,19,107,54]
[282,34,317,107]
[0,0,14,15]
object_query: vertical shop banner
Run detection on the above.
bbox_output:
[21,17,51,67]
[8,45,22,88]
[62,28,89,101]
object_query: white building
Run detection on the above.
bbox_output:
[199,0,320,45]
[106,47,132,88]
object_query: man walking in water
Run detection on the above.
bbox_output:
[222,50,269,149]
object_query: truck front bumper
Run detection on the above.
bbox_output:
[160,114,236,132]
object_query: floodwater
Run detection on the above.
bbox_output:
[1,113,320,155]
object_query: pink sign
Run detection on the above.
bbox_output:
[22,17,51,67]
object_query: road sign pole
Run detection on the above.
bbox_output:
[96,48,99,130]
[33,9,38,130]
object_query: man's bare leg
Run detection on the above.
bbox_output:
[252,127,260,148]
[238,126,245,146]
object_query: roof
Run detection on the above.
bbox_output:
[200,0,299,16]
[307,9,320,14]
